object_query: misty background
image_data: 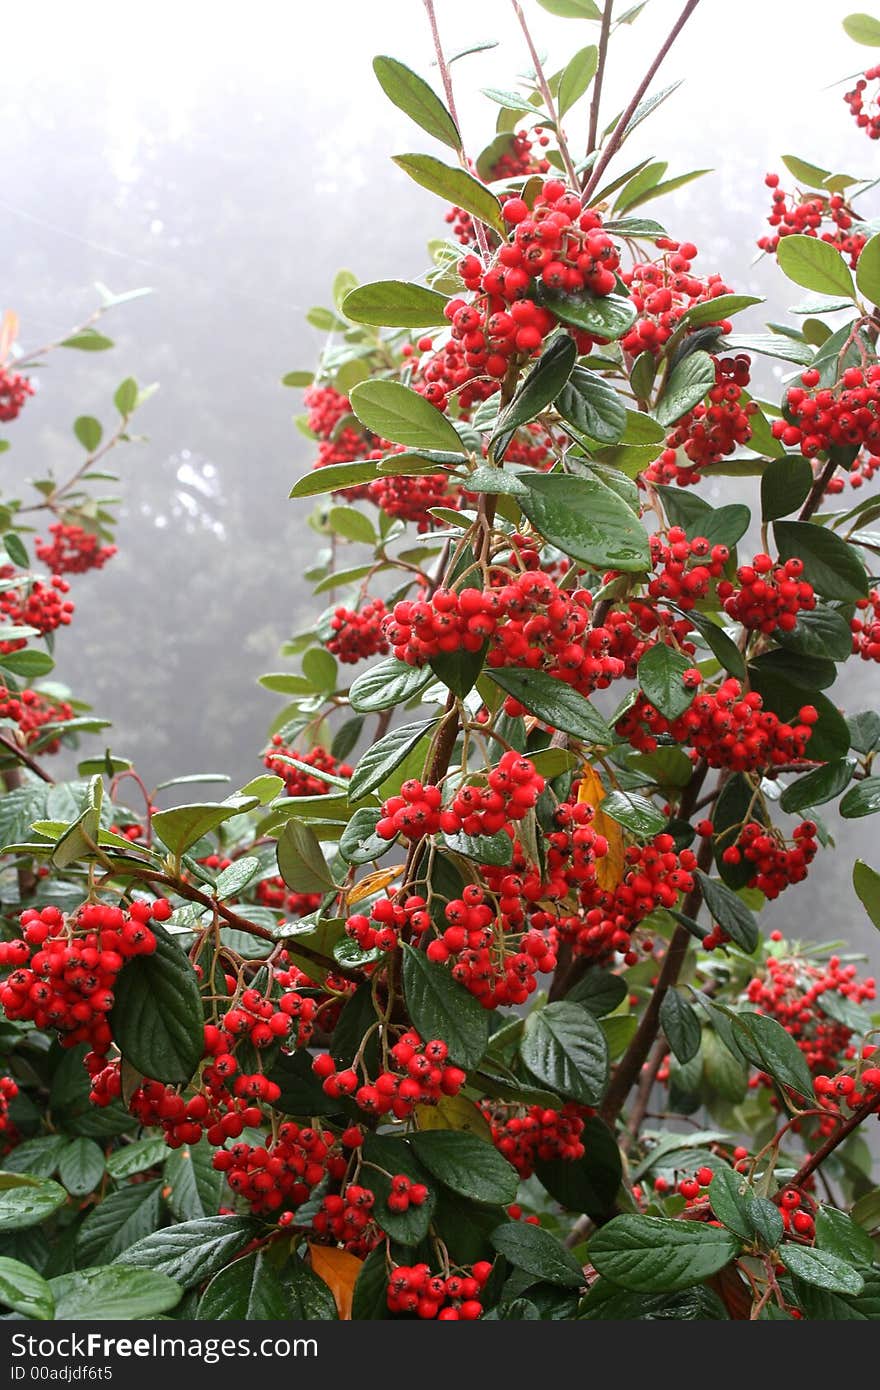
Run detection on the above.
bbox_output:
[3,0,879,959]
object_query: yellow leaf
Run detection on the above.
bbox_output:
[347,865,404,906]
[308,1243,363,1320]
[578,764,624,892]
[415,1093,492,1140]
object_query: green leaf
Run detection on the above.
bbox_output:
[855,231,880,307]
[73,416,103,452]
[747,1196,784,1249]
[534,1116,622,1219]
[361,1133,436,1244]
[57,1137,104,1197]
[290,461,380,498]
[349,379,465,453]
[114,376,138,415]
[488,667,612,743]
[491,1221,585,1288]
[842,778,880,818]
[536,0,602,16]
[494,334,576,448]
[520,1001,608,1104]
[50,1266,182,1319]
[776,234,855,299]
[588,1215,738,1292]
[392,154,505,236]
[537,290,637,341]
[110,923,205,1085]
[373,56,460,150]
[60,329,115,351]
[853,858,880,927]
[556,365,627,444]
[519,472,650,572]
[732,1011,815,1101]
[151,796,260,859]
[601,789,666,836]
[164,1141,223,1221]
[843,12,880,45]
[776,604,854,661]
[348,718,436,801]
[816,1205,876,1266]
[443,827,513,866]
[660,989,702,1064]
[343,280,450,328]
[351,1245,389,1320]
[707,1168,753,1242]
[402,944,489,1069]
[637,644,694,721]
[282,1257,338,1320]
[780,1244,864,1296]
[686,610,746,680]
[780,154,833,189]
[681,293,763,329]
[339,807,387,865]
[197,1250,290,1320]
[349,657,434,712]
[0,1174,66,1231]
[774,520,867,600]
[558,44,599,115]
[761,455,814,521]
[410,1130,519,1206]
[695,871,758,952]
[0,647,55,677]
[621,168,711,212]
[75,1181,164,1266]
[3,1136,70,1179]
[779,757,856,813]
[654,351,716,428]
[567,969,628,1017]
[749,670,851,763]
[0,1256,54,1319]
[115,1216,259,1289]
[276,818,336,893]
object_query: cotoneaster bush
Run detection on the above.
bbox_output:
[3,0,880,1325]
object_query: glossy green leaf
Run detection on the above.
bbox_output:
[637,644,695,721]
[520,1001,608,1104]
[491,1221,585,1288]
[410,1130,519,1205]
[654,351,715,427]
[761,455,814,521]
[392,154,505,236]
[780,1244,864,1295]
[660,989,702,1064]
[774,520,867,600]
[519,472,650,572]
[348,718,436,800]
[115,1216,259,1289]
[50,1266,182,1320]
[402,944,489,1069]
[0,1257,54,1319]
[350,379,465,453]
[556,365,627,444]
[695,872,758,953]
[488,666,612,743]
[777,234,855,298]
[589,1215,738,1292]
[197,1250,290,1320]
[343,280,450,328]
[732,1011,815,1101]
[373,56,461,150]
[110,924,205,1084]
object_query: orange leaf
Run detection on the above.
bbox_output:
[347,865,403,906]
[308,1242,363,1320]
[0,310,19,366]
[578,764,624,892]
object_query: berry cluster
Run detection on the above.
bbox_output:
[415,180,621,413]
[378,755,544,845]
[618,677,817,772]
[620,240,734,357]
[0,569,74,650]
[386,1261,491,1320]
[814,1061,880,1118]
[719,554,815,633]
[0,367,34,422]
[313,1031,465,1118]
[483,1102,587,1178]
[34,523,117,575]
[721,820,818,899]
[745,950,876,1083]
[327,598,389,664]
[0,685,74,750]
[366,470,452,532]
[774,365,880,458]
[446,128,549,245]
[647,529,729,610]
[645,356,755,486]
[844,68,880,140]
[852,588,880,661]
[220,983,318,1050]
[256,875,322,919]
[758,175,866,268]
[346,894,429,952]
[0,1075,18,1135]
[263,739,352,797]
[213,1123,345,1215]
[386,571,626,701]
[426,884,556,1008]
[0,900,170,1058]
[313,1171,386,1258]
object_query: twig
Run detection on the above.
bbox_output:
[798,457,838,522]
[791,1098,877,1187]
[511,0,580,190]
[423,0,491,259]
[0,734,55,784]
[625,1035,669,1149]
[586,0,614,157]
[581,0,702,206]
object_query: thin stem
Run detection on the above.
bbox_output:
[0,735,55,784]
[581,0,702,206]
[791,1099,876,1187]
[511,0,580,190]
[798,457,838,522]
[586,0,614,157]
[423,0,491,259]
